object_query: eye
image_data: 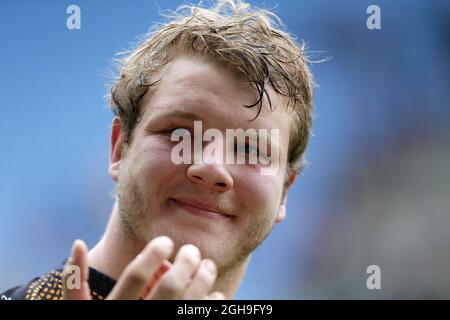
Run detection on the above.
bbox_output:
[168,127,191,139]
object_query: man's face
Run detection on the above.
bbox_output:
[111,55,293,273]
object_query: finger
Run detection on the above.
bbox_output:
[207,291,226,300]
[62,239,91,300]
[140,260,172,299]
[107,236,174,300]
[183,259,217,300]
[147,244,201,300]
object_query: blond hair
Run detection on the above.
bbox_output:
[109,0,314,174]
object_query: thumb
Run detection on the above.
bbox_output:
[62,239,91,300]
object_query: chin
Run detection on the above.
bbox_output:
[168,229,227,260]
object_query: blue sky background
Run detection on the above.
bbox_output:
[0,0,449,298]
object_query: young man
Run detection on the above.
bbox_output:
[1,0,313,300]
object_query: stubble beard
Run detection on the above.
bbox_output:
[116,165,278,275]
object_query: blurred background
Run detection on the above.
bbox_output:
[0,0,449,299]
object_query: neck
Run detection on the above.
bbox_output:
[87,202,144,280]
[87,201,249,299]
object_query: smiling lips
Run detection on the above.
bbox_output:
[170,196,232,220]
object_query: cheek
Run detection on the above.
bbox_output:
[234,169,283,213]
[127,137,182,183]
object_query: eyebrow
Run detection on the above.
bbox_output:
[147,108,206,124]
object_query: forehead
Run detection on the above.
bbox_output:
[139,54,292,133]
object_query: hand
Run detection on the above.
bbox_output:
[62,237,225,300]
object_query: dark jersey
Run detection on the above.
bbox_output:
[0,261,116,300]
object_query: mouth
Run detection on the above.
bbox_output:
[169,196,233,220]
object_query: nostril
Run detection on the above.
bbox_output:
[193,175,203,181]
[216,182,227,188]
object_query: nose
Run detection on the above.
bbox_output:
[187,162,234,192]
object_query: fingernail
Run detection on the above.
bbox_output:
[156,236,174,249]
[182,244,200,258]
[203,259,216,275]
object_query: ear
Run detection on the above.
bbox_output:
[109,117,125,182]
[275,172,297,223]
